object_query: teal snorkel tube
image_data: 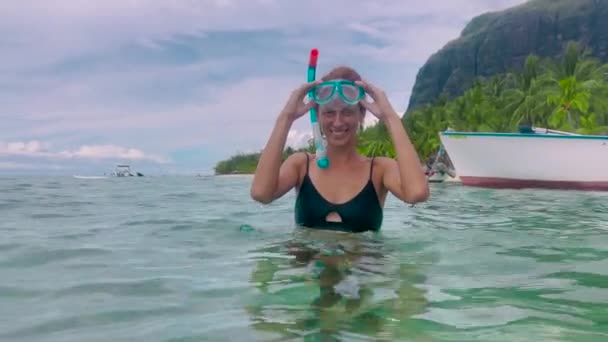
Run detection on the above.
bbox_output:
[307,48,329,169]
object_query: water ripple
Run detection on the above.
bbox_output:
[1,306,190,339]
[0,176,606,341]
[0,247,111,268]
[54,278,174,297]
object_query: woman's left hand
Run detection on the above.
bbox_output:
[355,80,399,121]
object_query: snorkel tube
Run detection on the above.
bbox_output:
[307,48,329,169]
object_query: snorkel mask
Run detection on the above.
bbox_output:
[311,79,365,105]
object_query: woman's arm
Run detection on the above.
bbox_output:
[250,81,319,204]
[250,115,304,204]
[355,79,429,204]
[381,113,430,204]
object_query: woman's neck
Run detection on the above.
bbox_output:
[325,144,361,167]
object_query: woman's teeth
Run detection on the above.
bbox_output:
[331,128,348,137]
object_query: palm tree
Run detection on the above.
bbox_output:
[545,76,596,130]
[542,41,608,130]
[357,121,396,158]
[502,54,549,127]
[482,74,516,132]
[403,102,449,161]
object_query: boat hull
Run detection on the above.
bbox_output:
[73,175,108,180]
[439,131,608,191]
[426,172,460,183]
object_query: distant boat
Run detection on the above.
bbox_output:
[439,126,608,191]
[73,175,108,180]
[111,165,144,177]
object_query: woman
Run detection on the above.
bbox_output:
[250,66,429,232]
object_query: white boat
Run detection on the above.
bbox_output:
[73,175,108,179]
[111,164,144,177]
[439,127,608,191]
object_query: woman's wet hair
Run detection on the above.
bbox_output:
[320,66,362,83]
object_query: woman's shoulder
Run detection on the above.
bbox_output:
[369,156,395,169]
[284,151,312,174]
[284,151,310,164]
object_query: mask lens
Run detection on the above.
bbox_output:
[339,83,363,103]
[313,84,335,103]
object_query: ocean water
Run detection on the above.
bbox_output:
[1,175,607,341]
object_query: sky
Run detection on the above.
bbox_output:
[0,0,528,175]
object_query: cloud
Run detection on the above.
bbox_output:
[0,0,528,173]
[286,129,312,149]
[1,0,528,72]
[0,140,167,163]
[59,145,168,163]
[0,140,50,155]
[0,161,40,170]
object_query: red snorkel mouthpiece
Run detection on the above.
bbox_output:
[309,48,319,67]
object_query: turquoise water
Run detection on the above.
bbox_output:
[1,175,607,341]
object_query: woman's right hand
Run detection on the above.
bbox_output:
[279,80,322,122]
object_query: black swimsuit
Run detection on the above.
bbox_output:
[294,153,383,233]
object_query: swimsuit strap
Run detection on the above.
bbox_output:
[305,153,374,179]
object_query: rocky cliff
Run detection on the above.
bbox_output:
[407,0,608,111]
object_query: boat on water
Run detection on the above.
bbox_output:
[73,175,108,180]
[424,146,459,183]
[111,165,144,177]
[439,126,608,191]
[426,166,460,183]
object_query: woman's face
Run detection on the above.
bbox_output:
[318,99,362,147]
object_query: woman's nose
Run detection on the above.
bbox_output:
[333,112,346,124]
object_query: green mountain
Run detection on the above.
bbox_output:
[407,0,608,111]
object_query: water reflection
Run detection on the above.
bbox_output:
[245,228,433,341]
